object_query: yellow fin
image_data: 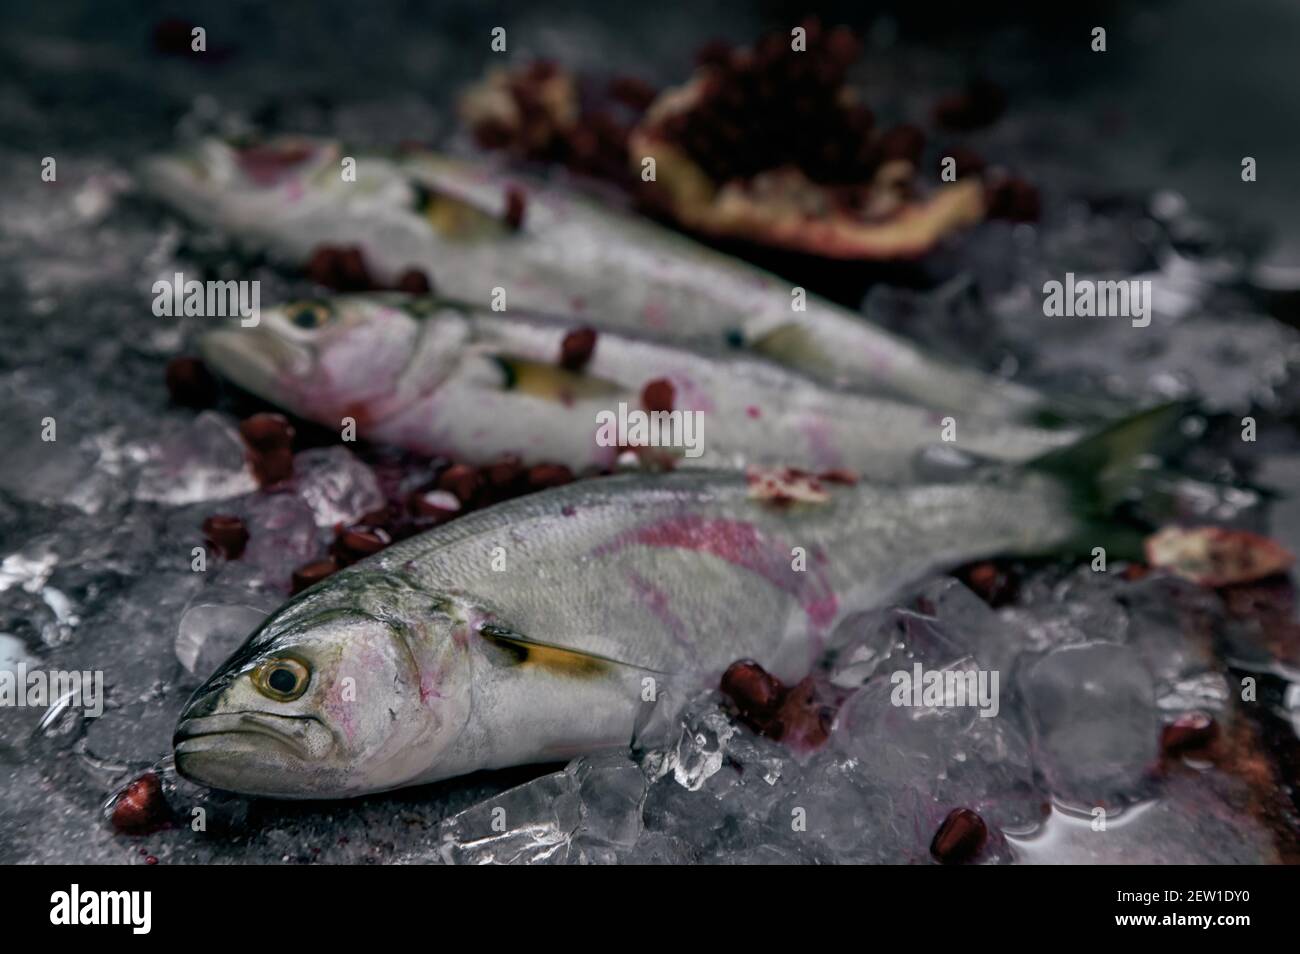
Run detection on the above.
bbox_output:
[415,184,505,239]
[496,355,624,403]
[750,322,832,376]
[479,624,611,677]
[478,624,658,678]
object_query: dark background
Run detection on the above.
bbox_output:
[4,0,1297,266]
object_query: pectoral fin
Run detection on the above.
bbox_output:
[750,322,834,377]
[492,355,624,403]
[478,623,661,677]
[413,182,508,239]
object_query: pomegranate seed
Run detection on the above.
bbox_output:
[818,468,858,485]
[438,464,482,503]
[486,456,526,489]
[527,463,574,490]
[292,558,339,594]
[110,773,168,834]
[338,247,371,289]
[249,446,294,487]
[305,246,341,287]
[775,676,835,750]
[1162,712,1218,754]
[720,659,784,718]
[201,514,249,560]
[335,525,392,563]
[559,327,598,371]
[957,561,1018,607]
[409,488,461,521]
[642,378,674,413]
[238,413,294,451]
[930,808,988,864]
[306,244,376,291]
[503,186,527,231]
[164,356,219,409]
[395,268,432,294]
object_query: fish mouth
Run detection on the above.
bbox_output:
[140,139,240,202]
[200,327,310,407]
[174,711,335,763]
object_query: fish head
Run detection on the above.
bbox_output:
[201,294,472,429]
[141,134,414,226]
[174,573,474,798]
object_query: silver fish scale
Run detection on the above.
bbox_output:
[357,470,1077,677]
[142,144,1054,422]
[454,309,1073,474]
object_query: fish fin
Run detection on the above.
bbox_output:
[1027,400,1189,558]
[1021,390,1137,431]
[1029,401,1187,505]
[478,623,662,677]
[750,323,836,377]
[492,355,624,402]
[411,182,507,239]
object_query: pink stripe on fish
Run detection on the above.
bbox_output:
[625,569,694,656]
[594,514,838,632]
[419,667,444,704]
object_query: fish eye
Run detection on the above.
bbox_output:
[286,302,332,330]
[251,656,311,701]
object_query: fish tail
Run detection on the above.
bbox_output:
[1025,400,1190,558]
[1021,389,1136,430]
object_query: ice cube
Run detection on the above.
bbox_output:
[0,549,58,594]
[135,412,257,505]
[663,700,739,792]
[234,493,324,591]
[633,691,812,862]
[175,600,271,676]
[437,770,578,864]
[573,755,648,850]
[437,754,646,865]
[1119,575,1221,689]
[292,446,385,529]
[833,666,1040,845]
[830,578,1022,687]
[1022,642,1159,806]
